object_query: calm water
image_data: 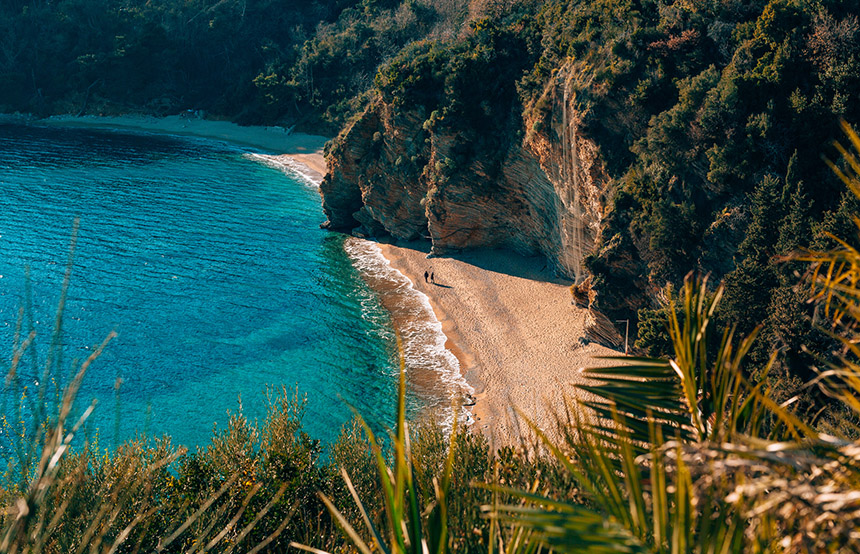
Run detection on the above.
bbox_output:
[0,123,406,448]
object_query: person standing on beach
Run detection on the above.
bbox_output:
[424,270,429,283]
[430,271,435,284]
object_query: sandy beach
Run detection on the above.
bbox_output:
[379,240,623,447]
[30,114,329,180]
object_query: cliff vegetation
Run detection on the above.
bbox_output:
[320,0,860,410]
[0,0,521,132]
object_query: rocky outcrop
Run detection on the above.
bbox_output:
[583,309,626,350]
[321,62,612,283]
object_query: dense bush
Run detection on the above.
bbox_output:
[0,0,447,130]
[0,384,360,552]
[0,0,513,131]
[0,370,579,552]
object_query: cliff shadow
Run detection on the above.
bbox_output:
[384,238,571,285]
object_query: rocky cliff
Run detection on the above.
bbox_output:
[322,63,612,287]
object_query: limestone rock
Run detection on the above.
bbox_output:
[322,61,613,284]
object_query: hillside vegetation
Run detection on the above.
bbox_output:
[0,0,513,131]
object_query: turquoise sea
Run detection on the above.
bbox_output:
[0,123,467,449]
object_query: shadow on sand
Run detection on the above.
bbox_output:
[382,238,571,285]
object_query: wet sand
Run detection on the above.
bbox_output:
[378,240,623,447]
[343,238,473,431]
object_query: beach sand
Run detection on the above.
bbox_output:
[33,114,329,180]
[379,240,624,447]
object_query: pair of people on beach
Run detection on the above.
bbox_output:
[424,270,435,284]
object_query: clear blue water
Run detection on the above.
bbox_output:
[0,123,404,448]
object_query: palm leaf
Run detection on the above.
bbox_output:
[577,274,779,448]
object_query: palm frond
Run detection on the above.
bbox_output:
[577,274,764,448]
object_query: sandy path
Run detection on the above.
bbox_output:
[379,240,623,447]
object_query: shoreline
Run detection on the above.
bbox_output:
[3,113,329,180]
[343,238,473,431]
[378,240,622,447]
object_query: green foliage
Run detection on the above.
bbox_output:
[634,304,674,358]
[285,0,441,127]
[720,174,785,334]
[0,0,454,129]
[534,2,860,391]
[375,12,541,135]
[0,377,350,552]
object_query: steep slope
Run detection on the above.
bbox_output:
[322,62,610,284]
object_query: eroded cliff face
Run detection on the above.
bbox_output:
[322,63,611,284]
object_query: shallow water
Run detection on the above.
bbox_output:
[0,123,414,448]
[344,238,474,430]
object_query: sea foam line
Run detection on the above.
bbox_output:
[344,237,475,431]
[244,153,322,187]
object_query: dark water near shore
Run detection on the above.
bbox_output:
[0,123,406,448]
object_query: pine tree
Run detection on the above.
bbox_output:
[721,174,785,334]
[775,180,810,260]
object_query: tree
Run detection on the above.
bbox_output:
[721,174,785,334]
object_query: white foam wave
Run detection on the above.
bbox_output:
[244,153,321,187]
[343,237,475,430]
